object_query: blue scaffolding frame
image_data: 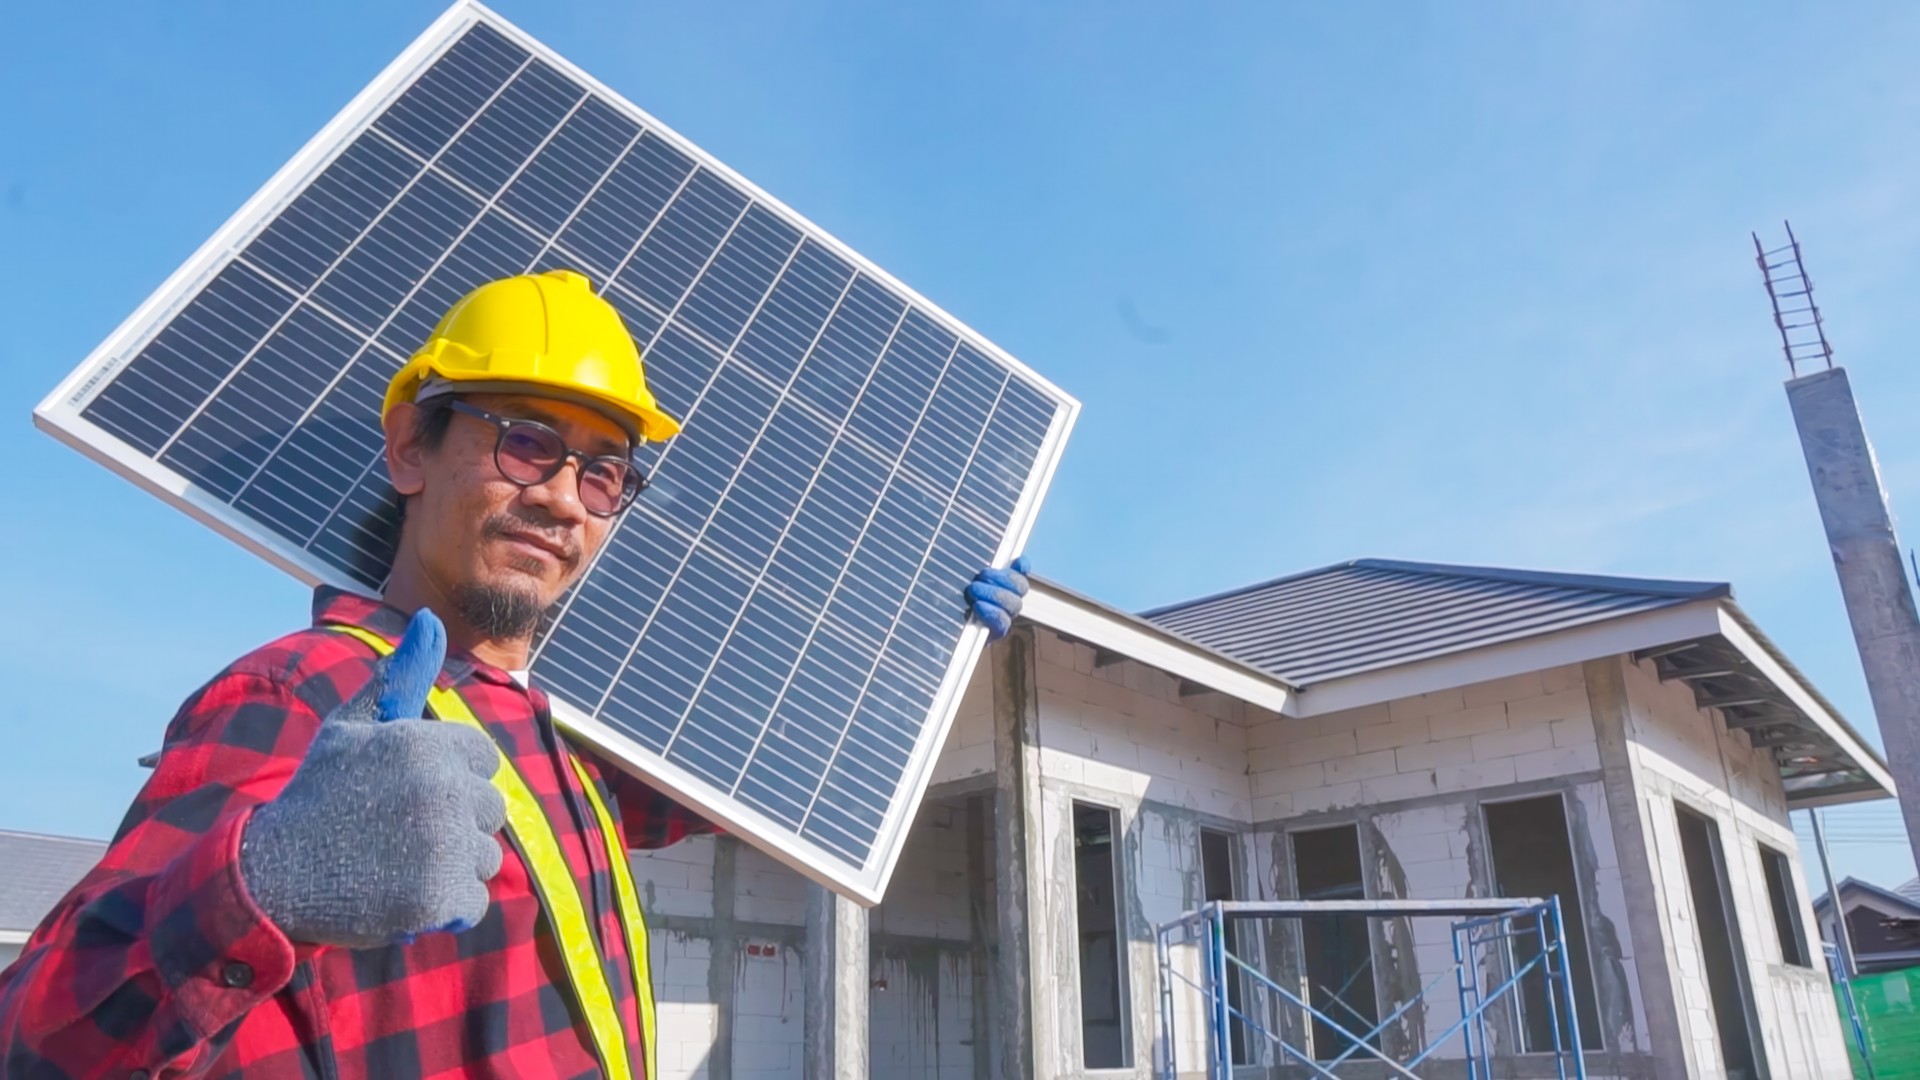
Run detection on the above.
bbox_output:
[1155,898,1588,1080]
[1824,942,1875,1079]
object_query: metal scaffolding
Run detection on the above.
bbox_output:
[1155,898,1588,1080]
[1825,942,1877,1080]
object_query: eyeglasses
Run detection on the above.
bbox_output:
[446,400,648,517]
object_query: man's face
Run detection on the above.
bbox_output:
[385,390,629,637]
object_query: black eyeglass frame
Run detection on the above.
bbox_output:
[444,399,649,517]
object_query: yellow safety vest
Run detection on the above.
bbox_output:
[331,624,658,1080]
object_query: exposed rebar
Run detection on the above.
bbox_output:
[1753,220,1836,378]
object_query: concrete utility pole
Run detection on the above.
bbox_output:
[1786,367,1920,869]
[1757,223,1920,875]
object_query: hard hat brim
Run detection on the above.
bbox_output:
[388,362,682,444]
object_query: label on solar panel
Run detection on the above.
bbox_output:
[34,0,1076,904]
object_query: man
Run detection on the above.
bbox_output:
[0,268,1031,1078]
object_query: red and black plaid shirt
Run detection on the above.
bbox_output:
[0,586,716,1079]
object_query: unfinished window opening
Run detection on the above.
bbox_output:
[1291,824,1379,1060]
[1074,802,1130,1068]
[1675,805,1765,1080]
[1483,794,1603,1052]
[1200,828,1249,1065]
[1758,843,1811,968]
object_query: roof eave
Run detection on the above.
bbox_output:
[1719,601,1891,776]
[1709,604,1896,804]
[1020,577,1296,715]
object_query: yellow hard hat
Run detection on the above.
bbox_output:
[384,268,681,443]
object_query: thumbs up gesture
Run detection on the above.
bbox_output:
[238,610,509,949]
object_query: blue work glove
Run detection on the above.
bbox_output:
[966,556,1031,641]
[238,609,508,949]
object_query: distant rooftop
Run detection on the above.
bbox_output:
[0,829,107,933]
[1143,558,1729,686]
[1814,876,1920,917]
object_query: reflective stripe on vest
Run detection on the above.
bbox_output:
[568,755,657,1080]
[330,624,656,1080]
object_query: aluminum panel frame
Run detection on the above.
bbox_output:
[34,0,1079,904]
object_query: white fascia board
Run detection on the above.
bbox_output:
[1714,608,1897,797]
[1285,602,1727,718]
[0,930,27,945]
[1020,587,1293,716]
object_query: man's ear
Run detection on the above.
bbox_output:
[384,401,428,499]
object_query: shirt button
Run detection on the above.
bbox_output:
[220,961,254,989]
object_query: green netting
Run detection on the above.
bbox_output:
[1836,966,1920,1079]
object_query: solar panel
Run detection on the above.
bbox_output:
[34,1,1076,904]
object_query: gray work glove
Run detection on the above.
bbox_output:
[238,608,509,949]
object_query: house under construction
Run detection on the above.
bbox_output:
[627,557,1888,1079]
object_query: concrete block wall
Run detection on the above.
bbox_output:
[983,629,1259,1078]
[930,654,996,787]
[1136,803,1240,1078]
[1236,664,1655,1076]
[1020,777,1237,1080]
[729,844,808,1080]
[651,930,723,1079]
[1619,656,1848,1080]
[868,948,976,1080]
[624,795,981,1079]
[640,835,731,1080]
[869,800,978,1080]
[1247,665,1597,822]
[1016,643,1661,1076]
[1029,629,1254,821]
[1368,801,1477,1047]
[730,926,804,1079]
[1563,780,1654,1058]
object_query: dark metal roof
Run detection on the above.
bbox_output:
[0,830,106,932]
[1140,558,1730,686]
[1813,877,1920,918]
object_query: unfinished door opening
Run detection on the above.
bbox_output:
[1482,793,1603,1052]
[1758,843,1811,968]
[1675,805,1765,1080]
[1199,828,1249,1065]
[1073,801,1131,1068]
[1290,823,1379,1059]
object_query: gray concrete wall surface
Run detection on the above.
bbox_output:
[1235,663,1654,1079]
[633,793,982,1080]
[616,625,1852,1080]
[1617,653,1850,1080]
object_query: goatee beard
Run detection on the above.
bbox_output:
[449,581,546,641]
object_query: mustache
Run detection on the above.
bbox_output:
[482,512,582,567]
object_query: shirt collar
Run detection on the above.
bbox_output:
[309,585,524,690]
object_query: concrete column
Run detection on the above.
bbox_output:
[707,837,739,1079]
[991,626,1051,1080]
[1787,366,1920,868]
[966,794,994,1080]
[1585,656,1694,1079]
[804,882,869,1079]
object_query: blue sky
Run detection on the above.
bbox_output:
[3,1,1918,888]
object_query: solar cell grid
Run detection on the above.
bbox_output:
[39,5,1074,900]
